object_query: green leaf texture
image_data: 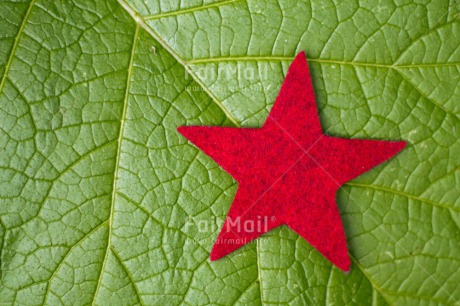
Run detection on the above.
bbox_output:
[0,0,459,304]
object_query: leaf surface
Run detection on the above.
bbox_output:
[0,0,459,304]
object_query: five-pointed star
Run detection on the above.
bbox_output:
[178,52,405,271]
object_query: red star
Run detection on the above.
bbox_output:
[178,52,405,271]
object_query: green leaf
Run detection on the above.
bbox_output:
[0,0,459,304]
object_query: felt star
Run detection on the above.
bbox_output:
[178,52,405,271]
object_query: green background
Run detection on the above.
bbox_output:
[0,0,459,304]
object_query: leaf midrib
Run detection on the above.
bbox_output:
[117,0,241,128]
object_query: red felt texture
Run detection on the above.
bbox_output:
[178,52,406,271]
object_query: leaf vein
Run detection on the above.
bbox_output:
[117,0,241,127]
[144,0,243,20]
[91,22,141,305]
[0,0,37,94]
[111,247,145,306]
[346,182,460,213]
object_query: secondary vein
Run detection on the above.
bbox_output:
[144,0,242,20]
[91,22,140,305]
[0,0,37,94]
